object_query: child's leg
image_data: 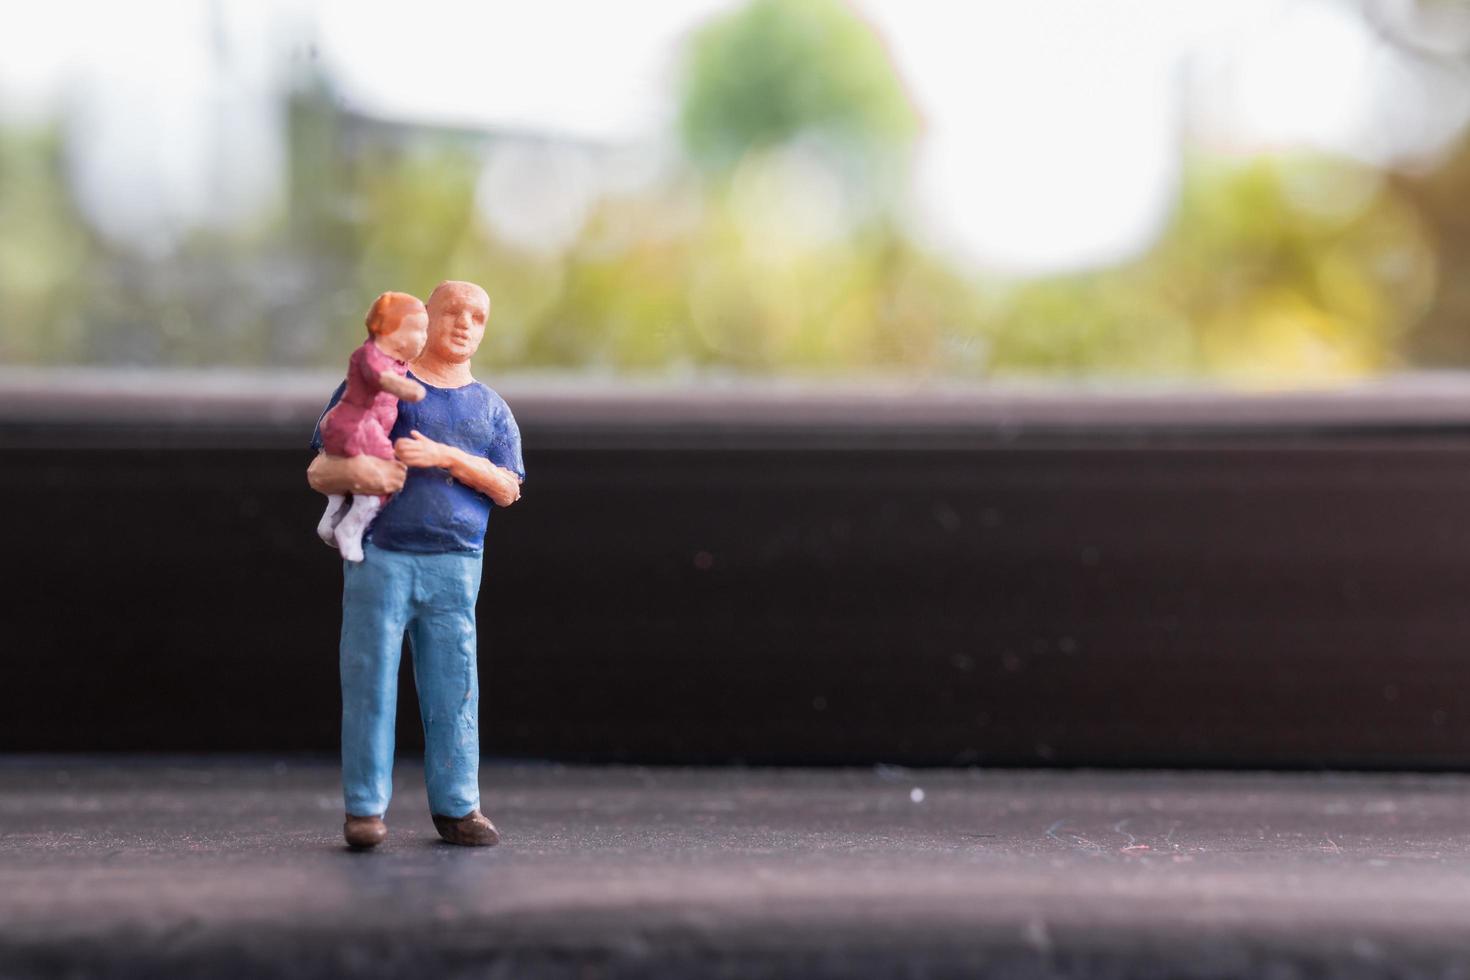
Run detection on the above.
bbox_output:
[316,493,349,545]
[333,494,384,563]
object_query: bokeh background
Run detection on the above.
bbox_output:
[11,1,1470,773]
[7,0,1470,386]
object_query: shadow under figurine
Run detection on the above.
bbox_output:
[307,280,525,850]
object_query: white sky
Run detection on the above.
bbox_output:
[4,0,1466,274]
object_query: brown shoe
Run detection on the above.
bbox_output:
[344,814,387,849]
[432,809,500,847]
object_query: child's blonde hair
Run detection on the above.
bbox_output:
[365,291,424,337]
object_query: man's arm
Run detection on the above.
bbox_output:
[394,431,521,507]
[307,452,408,496]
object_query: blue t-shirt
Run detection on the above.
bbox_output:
[311,375,524,554]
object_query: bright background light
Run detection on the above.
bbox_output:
[3,0,1465,274]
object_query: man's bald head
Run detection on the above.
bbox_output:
[422,280,490,367]
[428,280,489,314]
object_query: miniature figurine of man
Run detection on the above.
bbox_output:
[307,280,524,850]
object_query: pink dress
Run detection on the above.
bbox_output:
[320,339,407,461]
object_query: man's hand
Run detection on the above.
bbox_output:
[394,430,451,469]
[307,453,408,496]
[395,429,522,507]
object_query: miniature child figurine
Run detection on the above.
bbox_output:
[315,292,429,562]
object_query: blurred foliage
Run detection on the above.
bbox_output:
[0,127,91,363]
[678,0,916,188]
[0,0,1467,384]
[985,155,1437,384]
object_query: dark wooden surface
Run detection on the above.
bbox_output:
[6,758,1470,978]
[8,437,1470,766]
[6,373,1470,767]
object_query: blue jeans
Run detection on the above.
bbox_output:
[340,541,483,819]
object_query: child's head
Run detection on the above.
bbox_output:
[365,292,429,362]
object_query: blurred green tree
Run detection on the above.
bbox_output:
[3,0,1465,386]
[0,126,92,363]
[983,154,1435,383]
[678,0,917,185]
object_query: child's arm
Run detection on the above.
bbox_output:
[358,342,425,403]
[378,373,426,403]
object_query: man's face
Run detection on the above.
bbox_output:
[424,283,489,364]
